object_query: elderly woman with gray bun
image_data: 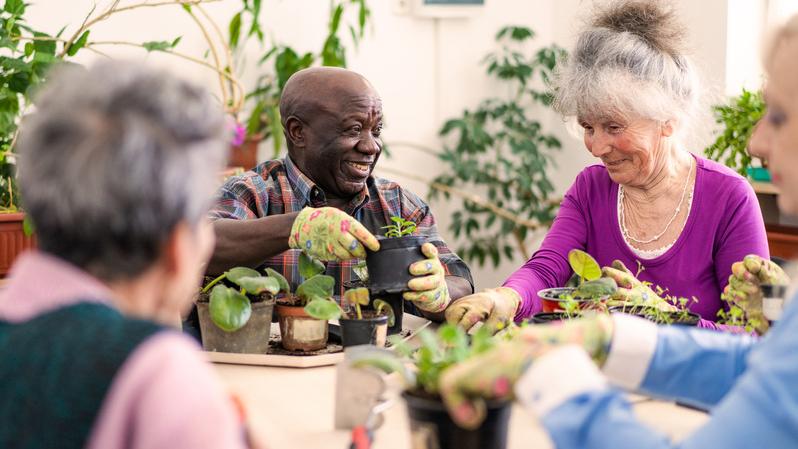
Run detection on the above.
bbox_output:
[446,0,779,332]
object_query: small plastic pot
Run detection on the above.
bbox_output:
[529,311,581,324]
[403,391,511,449]
[343,281,405,335]
[196,294,274,354]
[366,235,426,294]
[339,313,388,347]
[276,303,329,351]
[537,287,609,312]
[609,305,700,326]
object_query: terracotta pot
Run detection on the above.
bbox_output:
[0,212,36,276]
[537,287,609,313]
[227,136,261,170]
[196,296,275,354]
[276,303,329,352]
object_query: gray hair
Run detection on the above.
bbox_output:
[17,61,227,281]
[553,0,700,135]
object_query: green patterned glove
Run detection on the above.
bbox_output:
[724,255,789,333]
[518,314,614,366]
[601,260,672,309]
[445,287,521,334]
[439,338,549,429]
[289,207,380,261]
[403,243,450,312]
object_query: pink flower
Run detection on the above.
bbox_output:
[227,115,246,147]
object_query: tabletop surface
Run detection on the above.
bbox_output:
[214,361,709,449]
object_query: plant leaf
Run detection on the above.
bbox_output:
[344,287,370,306]
[228,12,242,49]
[568,249,601,281]
[372,299,395,327]
[264,267,290,293]
[66,30,90,57]
[304,297,341,320]
[296,274,335,302]
[299,251,325,279]
[235,276,280,295]
[209,285,251,332]
[226,267,261,284]
[142,37,181,53]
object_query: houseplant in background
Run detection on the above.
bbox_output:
[197,266,282,353]
[276,251,336,351]
[350,324,511,449]
[227,0,372,163]
[0,0,235,274]
[425,25,565,267]
[704,88,767,180]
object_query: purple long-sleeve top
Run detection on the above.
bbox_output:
[504,155,769,327]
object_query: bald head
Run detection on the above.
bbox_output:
[280,67,378,130]
[279,67,384,202]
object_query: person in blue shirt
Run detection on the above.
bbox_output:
[438,7,798,449]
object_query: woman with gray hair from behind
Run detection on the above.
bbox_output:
[446,0,785,332]
[0,61,259,448]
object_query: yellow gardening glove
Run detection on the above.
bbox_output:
[517,314,615,366]
[445,287,521,334]
[403,243,450,312]
[601,260,673,310]
[288,207,380,261]
[723,255,789,333]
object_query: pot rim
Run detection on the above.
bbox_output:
[537,287,609,302]
[370,235,427,251]
[339,314,389,324]
[401,390,511,410]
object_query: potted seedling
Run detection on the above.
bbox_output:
[275,252,337,352]
[197,267,282,354]
[344,260,405,335]
[536,249,617,313]
[350,325,511,449]
[610,296,700,326]
[365,216,426,295]
[337,287,394,347]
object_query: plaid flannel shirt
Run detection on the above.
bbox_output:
[209,157,474,299]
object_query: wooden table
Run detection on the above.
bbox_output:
[214,362,709,449]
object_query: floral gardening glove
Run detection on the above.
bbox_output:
[724,255,789,333]
[445,287,521,334]
[439,314,614,429]
[289,207,380,262]
[517,314,615,366]
[439,338,550,429]
[601,260,673,310]
[403,243,451,312]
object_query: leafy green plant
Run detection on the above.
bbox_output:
[429,26,565,267]
[568,249,601,285]
[351,324,497,396]
[704,88,766,177]
[382,215,417,238]
[295,251,338,320]
[717,290,764,333]
[202,266,285,332]
[341,287,395,325]
[234,0,372,156]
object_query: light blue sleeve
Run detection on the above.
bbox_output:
[540,298,798,449]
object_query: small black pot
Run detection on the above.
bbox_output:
[529,311,581,323]
[340,314,389,347]
[403,391,511,449]
[343,280,405,335]
[366,235,426,294]
[609,305,700,326]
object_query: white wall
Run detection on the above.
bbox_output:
[28,0,740,289]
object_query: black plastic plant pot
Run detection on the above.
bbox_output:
[403,391,511,449]
[339,314,389,348]
[609,305,700,326]
[529,311,581,324]
[366,235,427,295]
[343,280,405,335]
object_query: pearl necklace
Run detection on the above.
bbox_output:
[619,159,694,245]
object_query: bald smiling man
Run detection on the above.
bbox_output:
[206,67,473,321]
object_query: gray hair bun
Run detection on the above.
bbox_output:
[593,0,686,59]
